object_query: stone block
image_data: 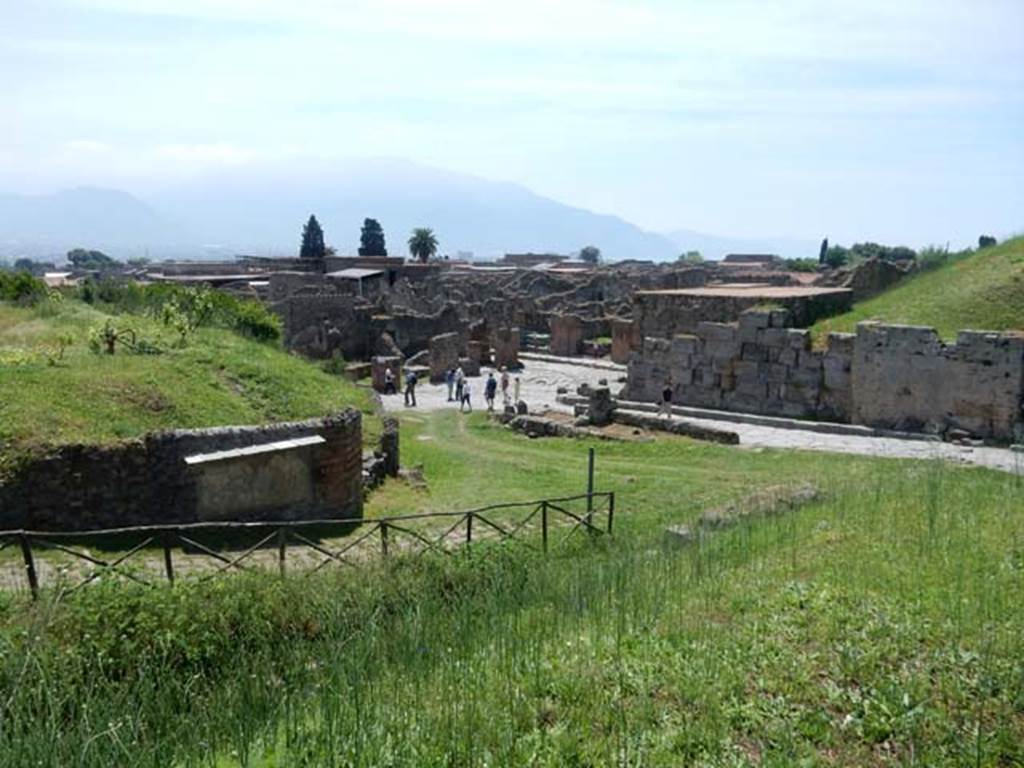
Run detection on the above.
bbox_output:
[785,329,811,351]
[587,386,615,426]
[741,342,768,362]
[759,328,788,348]
[429,332,462,382]
[492,326,520,369]
[739,309,771,332]
[697,322,736,343]
[371,356,402,392]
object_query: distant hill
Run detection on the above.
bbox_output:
[812,236,1024,341]
[664,228,818,261]
[0,187,182,259]
[0,160,682,262]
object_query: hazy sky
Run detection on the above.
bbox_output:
[3,0,1022,246]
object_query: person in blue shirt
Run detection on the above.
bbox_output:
[484,372,498,411]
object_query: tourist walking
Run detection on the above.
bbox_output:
[454,366,465,402]
[404,370,418,407]
[485,372,498,411]
[500,367,510,406]
[445,367,455,401]
[660,379,673,420]
[460,379,472,412]
[383,367,396,395]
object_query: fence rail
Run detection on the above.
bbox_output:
[0,492,615,600]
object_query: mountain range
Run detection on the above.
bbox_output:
[0,159,816,263]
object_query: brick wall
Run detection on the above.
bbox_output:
[0,412,364,532]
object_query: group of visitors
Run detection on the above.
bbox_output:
[381,363,523,413]
[382,363,522,413]
[445,365,474,412]
[447,365,520,413]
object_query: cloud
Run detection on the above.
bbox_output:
[63,139,111,154]
[155,143,256,165]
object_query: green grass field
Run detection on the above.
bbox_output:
[1,410,1021,766]
[812,236,1024,343]
[0,299,374,459]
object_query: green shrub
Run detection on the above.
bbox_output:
[231,298,281,341]
[0,271,47,303]
[784,257,819,273]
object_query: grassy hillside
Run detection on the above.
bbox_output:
[2,412,1022,765]
[812,236,1024,342]
[0,298,373,456]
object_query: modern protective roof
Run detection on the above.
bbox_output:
[326,268,386,280]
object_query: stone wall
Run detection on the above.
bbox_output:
[371,356,402,392]
[550,314,585,356]
[282,295,375,361]
[0,412,364,532]
[851,324,1024,440]
[429,332,462,382]
[625,310,852,421]
[492,326,520,369]
[634,288,852,340]
[625,310,1024,441]
[611,318,641,364]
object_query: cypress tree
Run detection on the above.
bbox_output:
[300,215,326,260]
[358,218,388,256]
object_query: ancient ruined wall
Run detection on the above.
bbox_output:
[282,295,374,360]
[611,319,642,365]
[550,315,585,356]
[634,289,852,339]
[429,332,462,381]
[0,412,364,532]
[270,271,326,302]
[625,310,851,421]
[851,324,1024,440]
[377,305,463,355]
[625,311,1024,441]
[492,326,520,369]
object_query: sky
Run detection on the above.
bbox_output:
[2,0,1022,247]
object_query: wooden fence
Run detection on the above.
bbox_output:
[0,492,615,600]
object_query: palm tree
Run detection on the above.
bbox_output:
[407,228,439,263]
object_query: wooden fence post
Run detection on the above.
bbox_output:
[162,531,175,585]
[607,492,615,535]
[465,512,473,546]
[277,528,287,577]
[19,534,39,601]
[541,501,549,554]
[380,522,389,557]
[586,447,596,530]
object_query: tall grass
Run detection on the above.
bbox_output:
[1,462,1021,766]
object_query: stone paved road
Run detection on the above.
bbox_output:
[383,356,1023,475]
[663,413,1023,475]
[380,357,620,415]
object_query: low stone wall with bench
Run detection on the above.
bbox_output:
[0,411,364,532]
